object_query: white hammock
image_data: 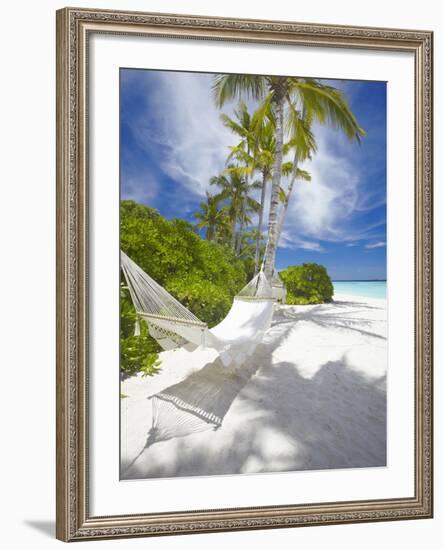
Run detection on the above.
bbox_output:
[121,251,275,367]
[122,353,265,472]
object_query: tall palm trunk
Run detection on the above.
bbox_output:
[254,168,267,274]
[264,94,284,280]
[207,225,215,241]
[236,190,244,254]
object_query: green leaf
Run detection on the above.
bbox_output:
[280,263,334,305]
[120,200,249,376]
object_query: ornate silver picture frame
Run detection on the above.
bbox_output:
[56,7,433,541]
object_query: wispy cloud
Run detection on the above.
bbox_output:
[122,71,242,198]
[121,173,159,205]
[365,241,386,249]
[281,123,386,245]
[289,136,357,237]
[279,231,325,252]
[121,70,386,271]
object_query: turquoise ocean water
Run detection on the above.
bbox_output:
[333,281,387,300]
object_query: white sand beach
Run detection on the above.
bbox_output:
[121,293,387,479]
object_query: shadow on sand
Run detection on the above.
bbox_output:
[122,302,387,479]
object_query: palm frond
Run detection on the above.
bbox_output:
[285,98,317,159]
[226,145,251,166]
[220,113,247,137]
[278,186,287,203]
[291,79,365,142]
[251,93,275,133]
[249,179,263,190]
[223,164,254,177]
[212,74,267,107]
[245,196,261,213]
[281,161,294,177]
[296,168,311,181]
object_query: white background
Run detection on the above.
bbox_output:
[0,0,441,548]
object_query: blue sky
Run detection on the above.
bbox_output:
[120,69,386,281]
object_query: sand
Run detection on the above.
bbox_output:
[121,293,387,479]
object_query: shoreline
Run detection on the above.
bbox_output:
[332,281,387,301]
[121,294,387,480]
[333,292,387,304]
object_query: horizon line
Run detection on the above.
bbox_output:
[332,279,387,282]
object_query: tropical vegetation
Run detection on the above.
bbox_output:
[212,75,365,279]
[120,200,248,376]
[280,263,334,305]
[120,73,365,375]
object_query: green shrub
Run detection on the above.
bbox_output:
[119,200,249,375]
[120,334,161,378]
[120,287,161,377]
[120,201,246,293]
[166,275,231,327]
[280,263,333,305]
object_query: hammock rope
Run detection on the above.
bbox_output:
[121,251,202,324]
[121,230,288,456]
[120,251,275,364]
[120,251,281,455]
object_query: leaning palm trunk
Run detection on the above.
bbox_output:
[274,108,306,247]
[263,95,284,280]
[275,156,299,243]
[254,169,267,274]
[212,74,364,278]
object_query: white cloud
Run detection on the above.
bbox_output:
[124,71,385,251]
[355,190,386,212]
[130,72,243,198]
[365,241,386,249]
[282,125,359,242]
[122,174,159,205]
[279,230,325,252]
[281,123,386,246]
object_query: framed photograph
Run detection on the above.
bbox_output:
[56,7,433,542]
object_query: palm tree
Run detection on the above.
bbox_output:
[276,167,312,246]
[213,207,232,245]
[213,75,365,279]
[193,192,225,241]
[220,101,255,164]
[236,228,262,279]
[224,115,306,272]
[236,186,261,254]
[221,101,304,269]
[274,107,314,242]
[248,120,275,273]
[210,168,260,252]
[250,121,309,273]
[220,102,256,253]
